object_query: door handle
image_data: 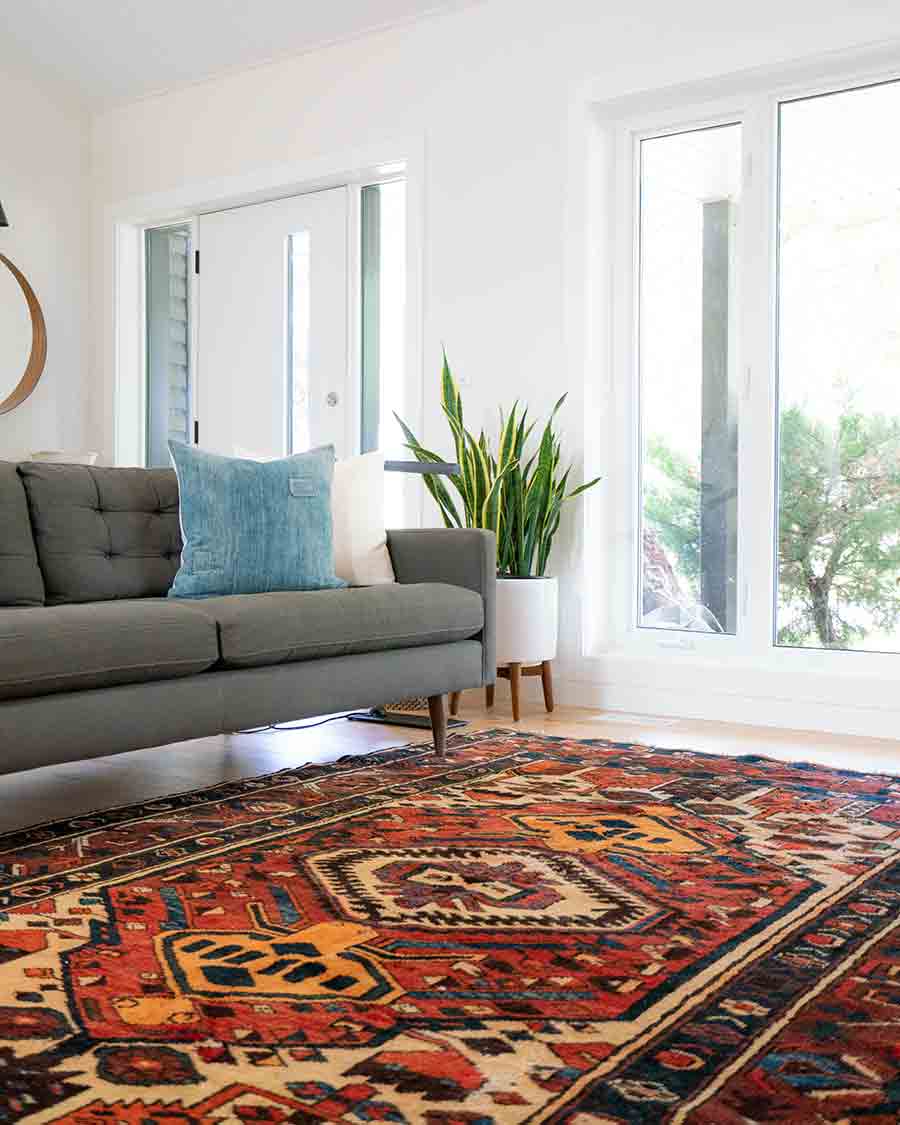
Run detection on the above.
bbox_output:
[326,391,339,407]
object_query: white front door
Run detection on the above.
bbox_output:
[196,187,349,459]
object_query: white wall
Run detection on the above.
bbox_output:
[89,0,900,734]
[0,69,90,462]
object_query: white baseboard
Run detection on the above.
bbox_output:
[550,668,900,741]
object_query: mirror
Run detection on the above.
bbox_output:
[0,253,46,415]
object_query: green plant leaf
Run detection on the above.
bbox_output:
[566,475,603,499]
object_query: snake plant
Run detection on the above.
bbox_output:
[395,353,601,577]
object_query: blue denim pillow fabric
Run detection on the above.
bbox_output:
[167,442,345,598]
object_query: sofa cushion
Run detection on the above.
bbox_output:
[0,599,219,701]
[196,583,484,670]
[0,462,44,606]
[168,443,344,598]
[18,463,182,604]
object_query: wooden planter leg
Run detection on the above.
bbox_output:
[485,683,495,708]
[509,663,522,722]
[428,694,447,756]
[449,691,461,716]
[541,660,554,713]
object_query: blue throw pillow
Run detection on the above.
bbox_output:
[167,442,345,598]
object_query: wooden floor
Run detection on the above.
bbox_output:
[2,690,900,834]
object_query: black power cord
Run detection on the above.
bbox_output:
[235,713,354,735]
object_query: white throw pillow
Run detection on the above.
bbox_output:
[233,446,396,586]
[332,452,396,586]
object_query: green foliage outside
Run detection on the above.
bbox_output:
[646,408,900,648]
[643,436,701,588]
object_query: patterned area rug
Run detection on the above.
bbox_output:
[1,729,899,1123]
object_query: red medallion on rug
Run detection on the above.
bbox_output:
[0,729,899,1122]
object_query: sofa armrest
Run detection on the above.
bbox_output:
[387,528,496,686]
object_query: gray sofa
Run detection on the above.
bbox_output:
[0,462,495,774]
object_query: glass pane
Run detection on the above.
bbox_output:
[145,225,191,467]
[288,230,311,455]
[777,83,900,652]
[361,178,406,524]
[638,125,742,633]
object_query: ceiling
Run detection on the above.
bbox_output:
[0,0,476,109]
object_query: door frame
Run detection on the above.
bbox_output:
[101,136,425,521]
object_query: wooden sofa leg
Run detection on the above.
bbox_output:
[449,691,461,716]
[486,683,495,708]
[428,694,447,756]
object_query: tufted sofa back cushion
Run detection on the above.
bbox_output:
[0,462,45,606]
[18,463,183,604]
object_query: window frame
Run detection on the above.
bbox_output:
[601,54,900,680]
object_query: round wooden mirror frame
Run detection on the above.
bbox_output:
[0,252,47,416]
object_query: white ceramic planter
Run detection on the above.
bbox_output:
[495,576,559,666]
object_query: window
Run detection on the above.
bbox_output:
[776,81,900,653]
[612,61,900,675]
[145,225,192,468]
[638,125,742,634]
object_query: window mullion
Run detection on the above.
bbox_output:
[736,96,779,660]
